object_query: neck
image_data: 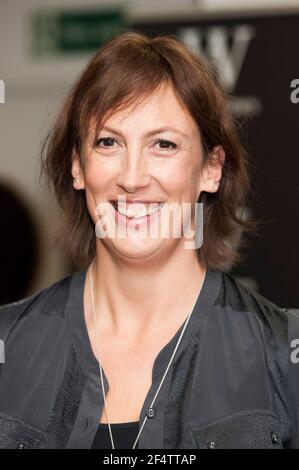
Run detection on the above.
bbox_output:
[87,243,206,340]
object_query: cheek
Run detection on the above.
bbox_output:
[83,162,116,223]
[84,160,115,192]
[158,162,195,196]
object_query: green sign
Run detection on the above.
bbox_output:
[30,7,128,57]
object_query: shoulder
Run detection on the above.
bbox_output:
[215,271,299,380]
[0,271,76,342]
[216,270,299,386]
[216,271,293,337]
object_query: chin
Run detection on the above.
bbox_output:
[108,237,167,261]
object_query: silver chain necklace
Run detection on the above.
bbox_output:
[89,260,206,449]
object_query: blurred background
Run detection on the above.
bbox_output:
[0,0,298,307]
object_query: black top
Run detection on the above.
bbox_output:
[91,421,139,449]
[1,268,299,449]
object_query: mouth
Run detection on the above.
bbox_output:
[109,200,165,223]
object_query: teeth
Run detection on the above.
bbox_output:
[119,202,147,218]
[112,202,164,218]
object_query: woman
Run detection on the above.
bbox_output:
[0,30,298,450]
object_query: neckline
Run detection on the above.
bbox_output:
[98,421,139,429]
[68,265,222,390]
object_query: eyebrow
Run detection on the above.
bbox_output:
[99,126,189,139]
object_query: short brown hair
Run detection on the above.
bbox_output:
[40,30,258,272]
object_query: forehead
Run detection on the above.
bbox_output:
[91,82,198,137]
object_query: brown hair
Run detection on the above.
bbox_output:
[40,30,258,272]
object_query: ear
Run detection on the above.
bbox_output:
[71,148,85,190]
[199,145,225,194]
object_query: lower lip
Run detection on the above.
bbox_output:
[109,202,164,227]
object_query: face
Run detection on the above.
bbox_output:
[72,81,225,262]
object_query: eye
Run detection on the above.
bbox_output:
[94,137,117,149]
[153,139,177,150]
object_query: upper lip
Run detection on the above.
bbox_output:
[110,198,164,204]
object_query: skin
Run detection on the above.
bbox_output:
[71,79,225,345]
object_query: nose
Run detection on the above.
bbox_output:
[116,151,151,193]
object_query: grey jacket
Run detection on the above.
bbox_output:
[0,267,298,449]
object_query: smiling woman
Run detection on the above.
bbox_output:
[0,30,298,450]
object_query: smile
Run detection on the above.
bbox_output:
[109,201,165,224]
